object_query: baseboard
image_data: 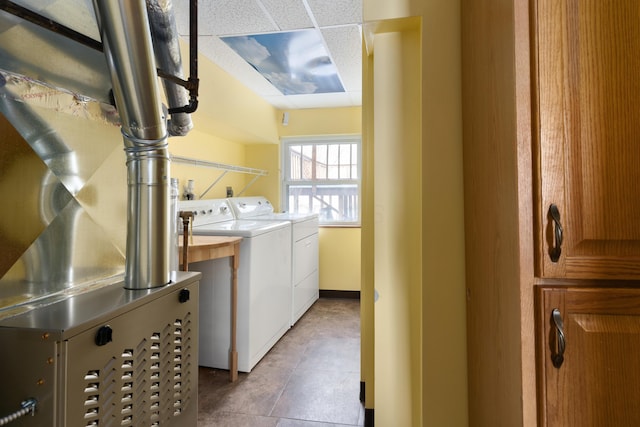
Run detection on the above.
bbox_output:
[364,408,374,427]
[319,290,360,299]
[360,381,373,426]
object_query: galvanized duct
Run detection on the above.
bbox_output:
[0,75,82,287]
[92,0,170,289]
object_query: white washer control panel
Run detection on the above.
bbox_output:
[178,199,234,226]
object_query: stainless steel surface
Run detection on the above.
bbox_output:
[0,73,127,314]
[170,177,180,277]
[92,0,165,141]
[0,2,196,425]
[0,327,56,426]
[1,74,83,288]
[0,271,199,337]
[0,272,200,427]
[0,0,111,103]
[1,0,190,302]
[92,0,171,289]
[122,140,171,290]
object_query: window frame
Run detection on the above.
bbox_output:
[281,135,362,227]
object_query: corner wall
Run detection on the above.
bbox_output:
[370,26,423,427]
[362,0,467,425]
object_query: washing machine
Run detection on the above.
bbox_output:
[228,196,319,325]
[179,199,292,372]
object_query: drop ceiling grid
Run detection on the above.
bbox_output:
[7,0,361,111]
[175,0,361,36]
[197,0,276,36]
[321,25,362,91]
[259,0,315,31]
[306,0,362,27]
[172,0,362,110]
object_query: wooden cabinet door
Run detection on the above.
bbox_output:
[536,0,640,279]
[536,285,640,426]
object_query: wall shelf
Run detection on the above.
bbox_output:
[171,155,268,198]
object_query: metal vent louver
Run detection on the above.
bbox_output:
[69,312,194,426]
[0,274,199,427]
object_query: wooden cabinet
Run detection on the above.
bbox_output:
[536,286,640,427]
[462,0,640,426]
[534,3,640,421]
[536,0,640,280]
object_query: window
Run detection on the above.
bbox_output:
[282,136,361,226]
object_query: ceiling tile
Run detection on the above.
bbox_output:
[5,0,362,111]
[322,25,362,91]
[172,2,190,36]
[171,0,362,110]
[306,0,362,27]
[259,0,314,31]
[198,0,278,36]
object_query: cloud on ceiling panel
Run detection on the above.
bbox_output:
[221,29,345,96]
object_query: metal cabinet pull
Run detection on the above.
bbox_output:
[549,204,563,262]
[551,308,565,368]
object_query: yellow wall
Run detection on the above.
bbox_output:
[365,22,423,427]
[318,227,361,291]
[362,0,467,426]
[270,106,362,292]
[360,31,376,419]
[170,43,281,200]
[179,40,279,145]
[171,58,363,293]
[177,22,479,427]
[412,3,467,423]
[244,143,280,205]
[277,107,362,137]
[169,128,247,200]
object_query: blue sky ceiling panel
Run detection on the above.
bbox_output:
[222,29,345,96]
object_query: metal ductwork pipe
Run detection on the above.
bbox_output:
[0,76,83,287]
[93,0,170,289]
[146,0,194,137]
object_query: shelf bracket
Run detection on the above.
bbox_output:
[171,155,268,199]
[199,170,228,199]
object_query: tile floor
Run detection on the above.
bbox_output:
[197,298,364,427]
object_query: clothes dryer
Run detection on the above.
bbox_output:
[179,199,292,372]
[228,196,319,325]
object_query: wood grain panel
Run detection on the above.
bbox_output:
[462,0,535,425]
[537,0,640,279]
[537,286,640,426]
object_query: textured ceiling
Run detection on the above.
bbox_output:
[172,0,363,110]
